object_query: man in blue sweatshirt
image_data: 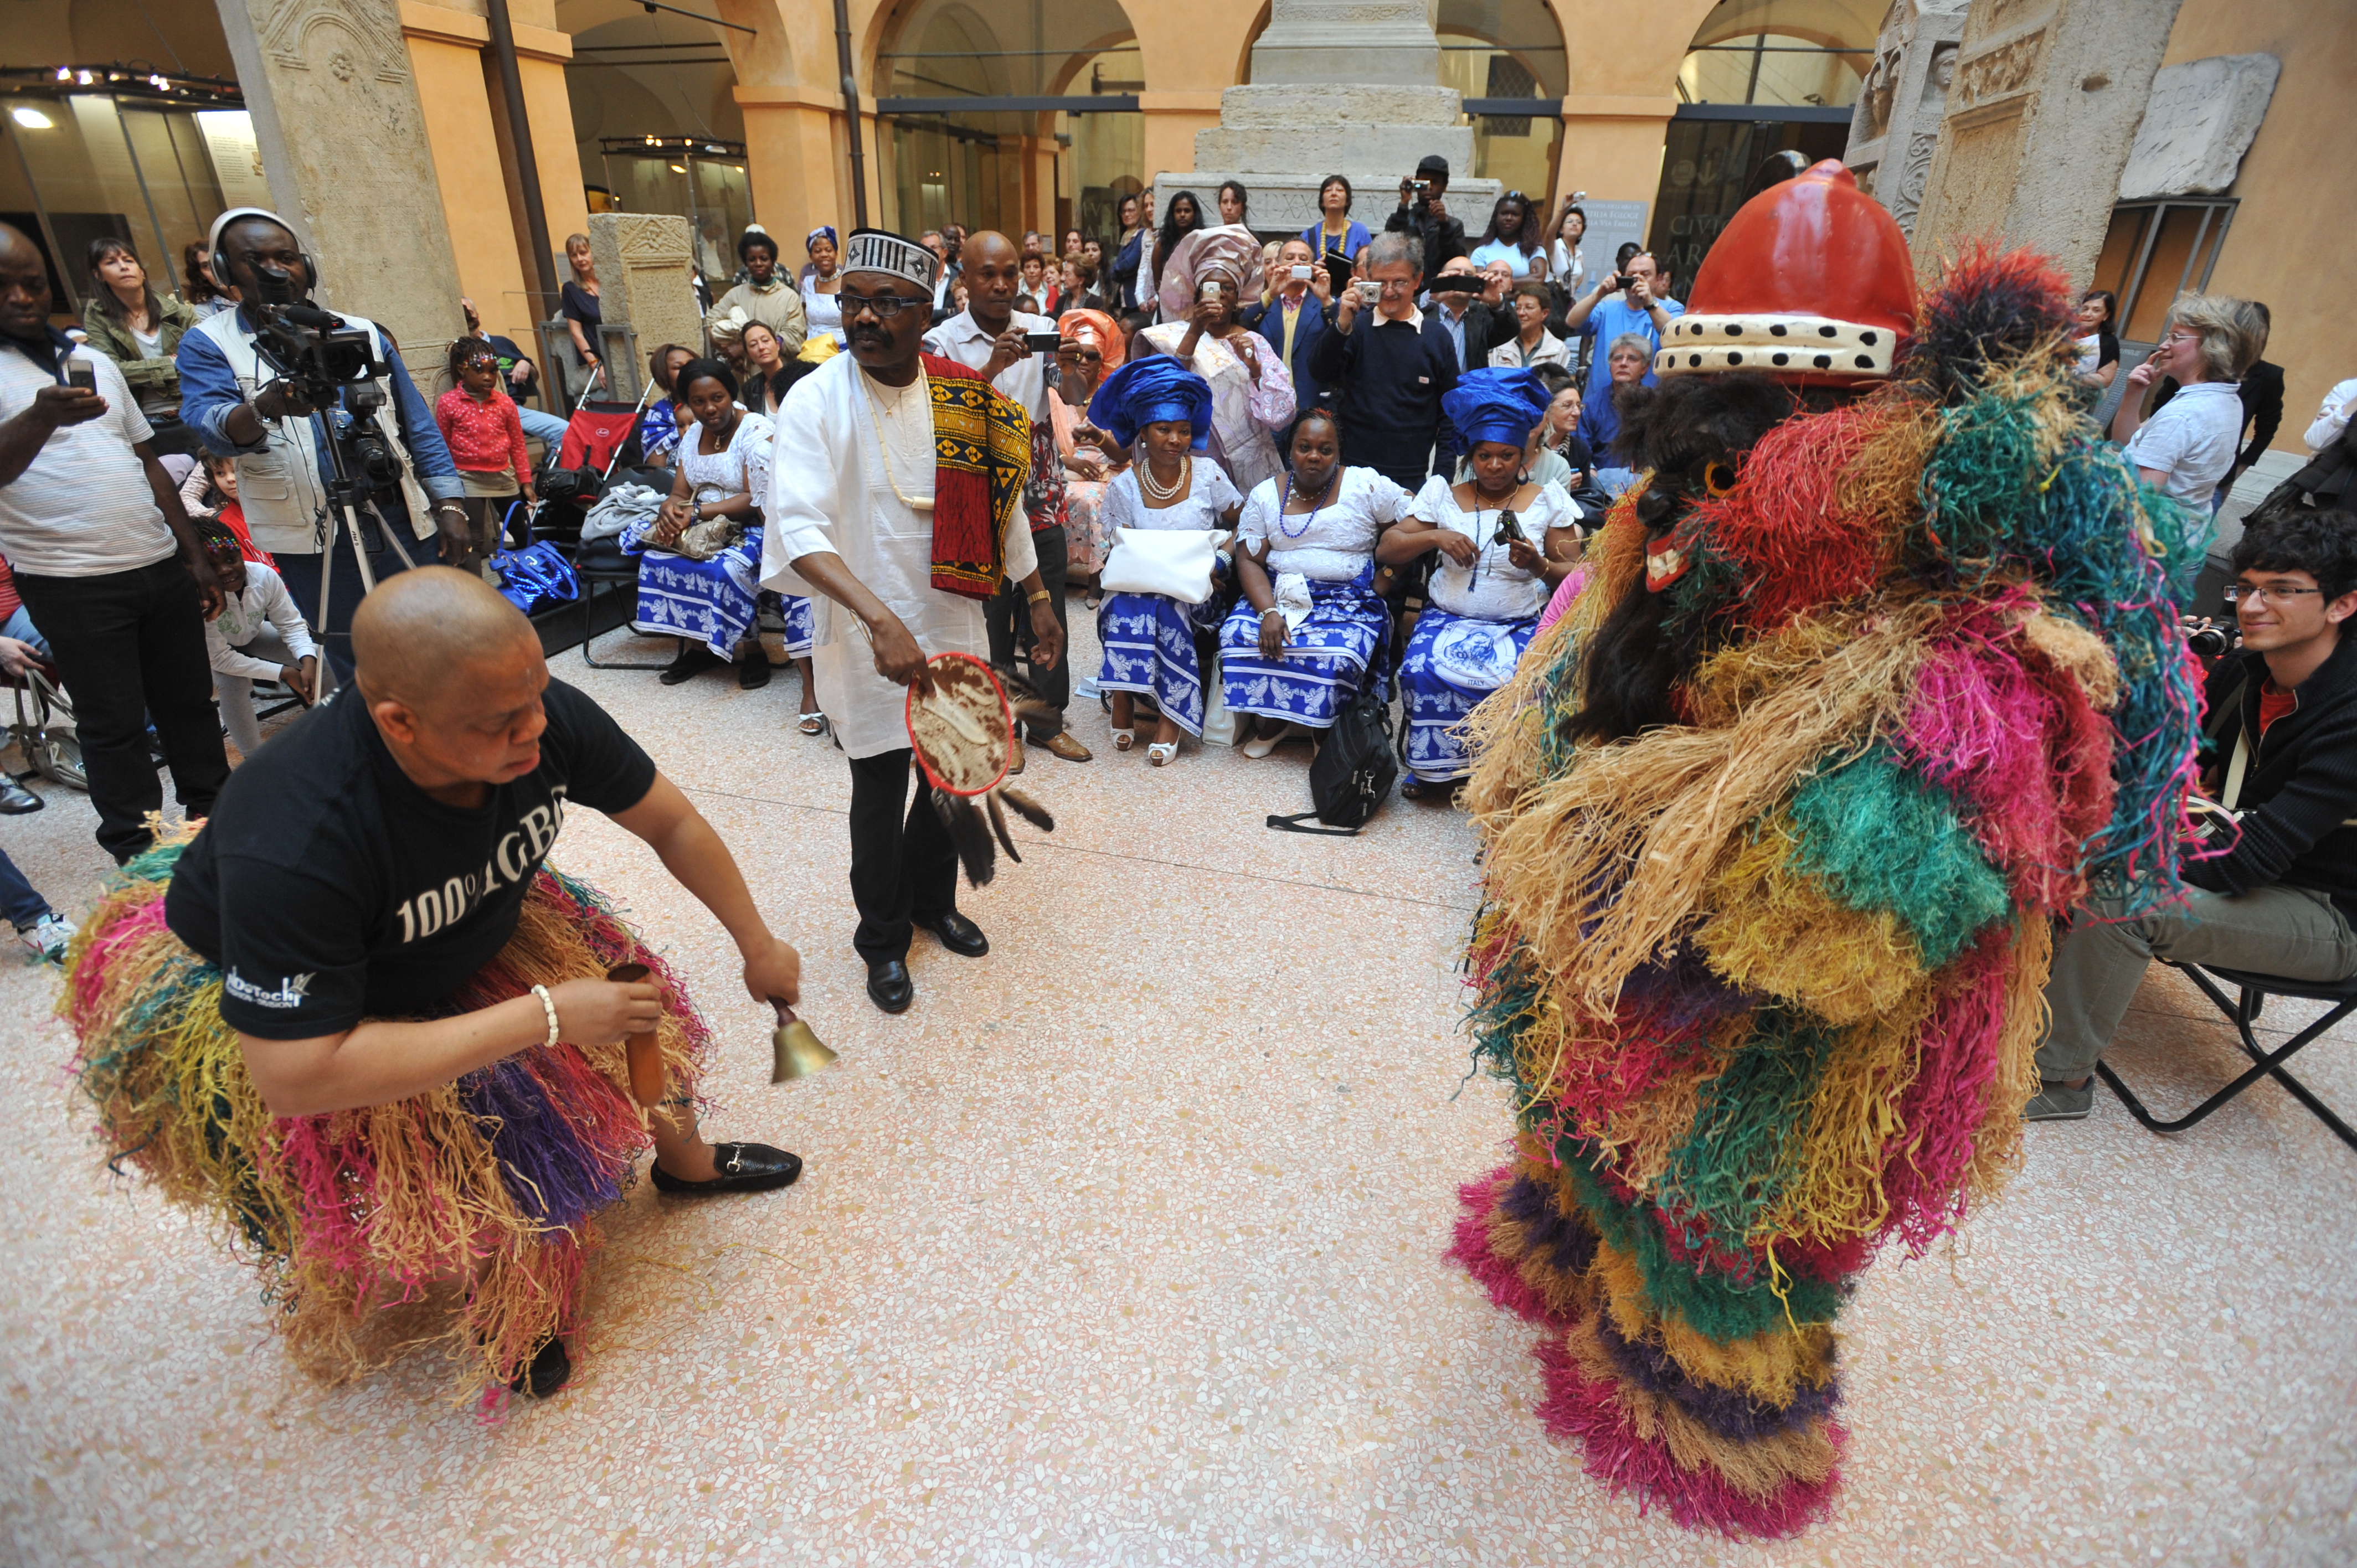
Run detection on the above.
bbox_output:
[1307,231,1460,493]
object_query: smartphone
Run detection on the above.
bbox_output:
[1023,332,1061,353]
[1290,265,1313,282]
[1197,281,1223,303]
[1355,278,1381,302]
[63,360,95,392]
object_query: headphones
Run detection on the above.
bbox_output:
[206,207,319,293]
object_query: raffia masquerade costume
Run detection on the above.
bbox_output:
[1446,162,2206,1536]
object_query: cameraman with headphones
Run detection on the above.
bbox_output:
[178,208,466,680]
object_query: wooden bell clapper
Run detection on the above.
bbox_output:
[605,962,667,1121]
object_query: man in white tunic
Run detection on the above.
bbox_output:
[761,230,1063,1015]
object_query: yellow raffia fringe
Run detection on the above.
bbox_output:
[2015,602,2122,711]
[1754,981,1944,1249]
[1694,815,1930,1025]
[1562,1313,1840,1500]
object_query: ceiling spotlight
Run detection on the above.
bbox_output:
[668,163,686,173]
[77,70,95,85]
[12,106,55,130]
[54,67,70,81]
[150,75,169,91]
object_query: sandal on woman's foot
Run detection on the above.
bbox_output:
[1110,726,1135,752]
[1147,740,1179,767]
[1399,777,1427,800]
[739,648,773,690]
[1242,728,1281,759]
[797,711,828,736]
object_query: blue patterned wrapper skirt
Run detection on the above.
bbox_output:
[1097,575,1228,737]
[1218,569,1388,729]
[1398,605,1538,782]
[633,527,765,660]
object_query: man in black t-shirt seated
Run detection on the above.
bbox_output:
[76,566,804,1400]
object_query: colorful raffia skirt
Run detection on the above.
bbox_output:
[60,839,711,1398]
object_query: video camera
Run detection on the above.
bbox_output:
[246,263,404,534]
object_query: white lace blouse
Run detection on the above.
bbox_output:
[1408,474,1573,621]
[1236,467,1411,582]
[1100,457,1243,535]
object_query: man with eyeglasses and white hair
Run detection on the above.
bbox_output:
[760,230,1063,1017]
[2028,509,2357,1121]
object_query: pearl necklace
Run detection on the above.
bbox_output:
[1139,454,1190,503]
[1279,469,1339,539]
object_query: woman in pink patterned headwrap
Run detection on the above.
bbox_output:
[1141,225,1294,496]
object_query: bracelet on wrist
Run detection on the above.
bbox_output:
[529,983,560,1048]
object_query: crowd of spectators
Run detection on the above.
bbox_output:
[0,157,2341,1041]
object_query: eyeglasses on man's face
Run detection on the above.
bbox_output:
[2225,584,2324,606]
[839,291,929,320]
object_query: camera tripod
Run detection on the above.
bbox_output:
[304,396,417,700]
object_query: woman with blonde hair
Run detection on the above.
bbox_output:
[2112,293,2263,514]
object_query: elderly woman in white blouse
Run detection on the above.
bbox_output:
[1144,225,1295,496]
[1218,410,1410,757]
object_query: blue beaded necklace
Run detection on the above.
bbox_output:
[1278,468,1339,539]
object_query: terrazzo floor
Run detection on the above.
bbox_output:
[2,605,2353,1568]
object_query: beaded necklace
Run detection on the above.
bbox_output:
[862,365,932,513]
[1278,468,1339,539]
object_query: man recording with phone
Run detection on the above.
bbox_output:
[1385,154,1469,285]
[0,221,230,864]
[1559,249,1684,406]
[922,230,1089,765]
[178,208,466,682]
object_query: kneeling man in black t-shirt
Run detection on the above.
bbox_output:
[77,566,804,1400]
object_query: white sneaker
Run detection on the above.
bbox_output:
[19,913,71,966]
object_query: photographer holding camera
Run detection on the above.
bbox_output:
[1385,156,1470,286]
[1560,250,1683,406]
[178,208,466,680]
[0,221,229,864]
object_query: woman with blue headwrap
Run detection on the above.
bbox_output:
[800,225,845,346]
[1381,367,1585,793]
[1218,408,1413,755]
[1089,357,1241,765]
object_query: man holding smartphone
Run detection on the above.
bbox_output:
[1560,251,1684,406]
[1244,238,1335,435]
[0,221,229,863]
[923,231,1090,766]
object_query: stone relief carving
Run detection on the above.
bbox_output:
[255,0,410,85]
[1955,31,2046,110]
[1843,0,1969,240]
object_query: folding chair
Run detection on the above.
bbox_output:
[1,656,84,791]
[2096,961,2357,1151]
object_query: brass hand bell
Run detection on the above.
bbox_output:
[770,997,836,1082]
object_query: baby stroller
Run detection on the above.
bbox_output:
[2,653,84,791]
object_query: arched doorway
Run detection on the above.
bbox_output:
[1436,0,1566,213]
[1649,0,1877,290]
[874,0,1141,243]
[558,0,753,281]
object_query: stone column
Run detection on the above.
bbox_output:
[1843,0,1972,242]
[213,0,467,374]
[1907,0,2186,282]
[585,214,703,404]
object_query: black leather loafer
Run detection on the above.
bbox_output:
[0,776,41,814]
[919,911,989,957]
[508,1335,572,1398]
[866,957,914,1013]
[650,1141,803,1195]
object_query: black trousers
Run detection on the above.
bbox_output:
[985,524,1068,739]
[14,559,230,864]
[276,520,444,682]
[846,747,959,966]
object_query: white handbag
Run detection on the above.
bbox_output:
[1099,528,1230,605]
